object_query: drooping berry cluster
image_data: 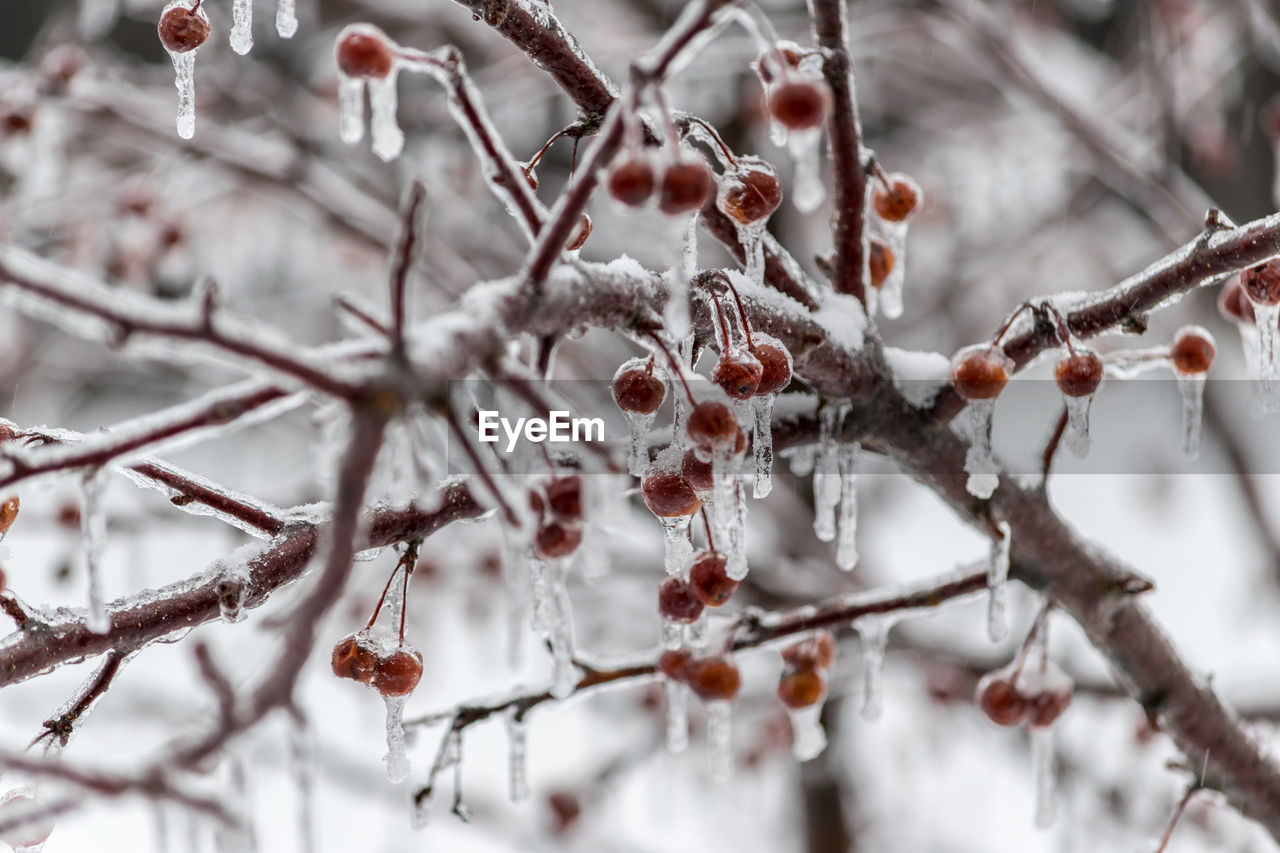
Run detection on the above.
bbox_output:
[661,652,742,702]
[976,660,1072,729]
[330,548,424,698]
[776,632,836,709]
[530,474,585,560]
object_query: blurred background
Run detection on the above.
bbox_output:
[3,0,1280,850]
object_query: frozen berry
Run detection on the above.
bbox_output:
[658,648,692,681]
[1027,687,1072,728]
[873,173,922,222]
[535,520,582,559]
[681,449,714,492]
[712,350,763,400]
[331,634,377,683]
[976,672,1028,727]
[751,338,792,395]
[685,656,742,701]
[372,647,424,696]
[687,401,738,454]
[1053,349,1103,397]
[950,344,1012,400]
[336,26,394,80]
[718,158,783,225]
[1219,277,1256,325]
[777,666,826,709]
[1242,259,1280,306]
[566,214,592,252]
[1170,326,1215,376]
[690,550,737,606]
[545,475,582,522]
[642,468,702,517]
[755,44,802,85]
[658,576,705,623]
[768,79,831,130]
[158,4,210,53]
[658,156,714,216]
[781,632,836,670]
[608,156,656,208]
[0,496,18,536]
[869,237,894,289]
[613,361,666,415]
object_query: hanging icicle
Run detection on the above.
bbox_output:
[505,709,530,802]
[81,468,109,634]
[229,0,253,55]
[835,443,859,571]
[987,520,1011,642]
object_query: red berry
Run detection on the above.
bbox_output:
[1170,326,1215,376]
[781,632,836,670]
[535,520,582,559]
[545,475,582,522]
[777,666,826,709]
[612,360,666,415]
[1027,686,1072,728]
[158,4,210,53]
[608,156,656,208]
[681,449,714,492]
[1053,349,1103,398]
[331,634,377,683]
[0,496,18,537]
[336,27,394,80]
[372,647,424,696]
[873,174,922,222]
[658,648,692,681]
[1241,259,1280,306]
[712,350,763,400]
[689,550,738,606]
[767,79,831,130]
[1220,277,1256,325]
[869,237,894,289]
[685,656,742,701]
[687,401,738,454]
[658,156,714,216]
[566,214,592,252]
[717,158,783,225]
[642,468,702,517]
[658,577,704,623]
[950,345,1012,401]
[751,337,793,395]
[976,673,1028,727]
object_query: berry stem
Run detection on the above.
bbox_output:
[647,85,683,151]
[869,157,892,189]
[525,128,570,175]
[717,272,755,349]
[643,330,697,407]
[711,294,733,351]
[1040,302,1076,356]
[685,116,737,166]
[1008,599,1053,682]
[701,506,717,552]
[990,301,1037,347]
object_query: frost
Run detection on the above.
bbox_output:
[80,469,110,634]
[855,616,891,721]
[1030,725,1057,828]
[505,709,529,802]
[811,292,868,353]
[369,69,405,162]
[835,443,859,571]
[788,704,827,761]
[230,0,253,55]
[1176,374,1205,459]
[664,679,690,754]
[706,700,734,782]
[960,399,1000,500]
[987,521,1011,642]
[789,129,826,213]
[885,348,951,409]
[1063,393,1093,458]
[383,693,410,783]
[275,0,297,38]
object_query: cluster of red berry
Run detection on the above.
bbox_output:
[776,632,836,710]
[331,632,423,698]
[657,544,741,624]
[976,660,1072,730]
[529,474,585,561]
[658,649,742,703]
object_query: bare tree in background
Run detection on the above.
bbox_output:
[3,0,1280,850]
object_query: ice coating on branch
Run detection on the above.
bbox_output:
[706,700,734,781]
[1030,725,1057,828]
[382,693,410,783]
[215,557,250,624]
[788,704,827,761]
[337,74,365,144]
[835,443,859,571]
[961,399,1000,499]
[166,45,199,140]
[665,679,690,753]
[81,469,109,634]
[855,616,891,721]
[369,69,404,162]
[505,709,529,802]
[1063,394,1092,458]
[789,129,826,214]
[275,0,297,38]
[230,0,253,55]
[987,520,1011,642]
[1177,374,1206,459]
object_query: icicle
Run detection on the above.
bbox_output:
[664,679,690,753]
[712,449,747,581]
[659,514,694,576]
[1251,301,1280,412]
[624,411,657,478]
[1176,374,1206,459]
[725,480,748,581]
[166,46,199,140]
[505,709,529,802]
[288,724,314,853]
[788,704,828,761]
[987,520,1011,642]
[789,129,825,213]
[230,0,253,54]
[706,700,734,781]
[383,694,410,783]
[876,221,908,319]
[501,526,530,667]
[962,399,1000,499]
[855,617,890,721]
[1063,394,1092,458]
[788,445,816,477]
[81,469,109,634]
[545,560,581,699]
[835,443,859,571]
[275,0,297,38]
[369,67,404,161]
[752,394,775,499]
[338,73,365,144]
[687,610,709,649]
[737,222,767,288]
[1030,725,1057,828]
[663,218,697,339]
[812,442,840,545]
